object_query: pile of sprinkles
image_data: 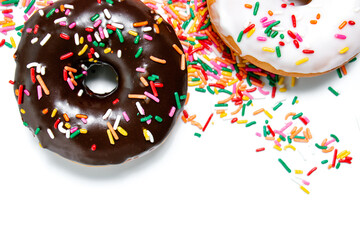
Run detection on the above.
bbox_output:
[2,0,355,192]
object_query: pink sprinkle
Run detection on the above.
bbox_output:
[87,34,92,42]
[243,91,254,100]
[146,119,152,125]
[274,130,286,138]
[122,111,130,122]
[257,36,267,41]
[26,28,32,33]
[24,15,29,21]
[94,19,102,28]
[70,127,78,134]
[67,78,75,90]
[81,118,87,124]
[82,70,87,75]
[335,34,346,39]
[210,60,221,71]
[219,62,227,68]
[280,121,293,132]
[144,91,160,103]
[0,26,15,32]
[262,20,276,28]
[69,22,76,29]
[3,13,13,19]
[27,6,36,15]
[59,21,67,26]
[232,83,236,94]
[65,9,71,16]
[260,17,268,23]
[295,33,303,42]
[24,89,30,96]
[256,132,262,137]
[37,85,42,100]
[145,3,158,10]
[136,67,146,72]
[302,180,310,186]
[55,9,59,13]
[258,87,269,95]
[324,138,336,146]
[274,140,281,147]
[99,26,105,39]
[143,34,153,41]
[206,71,220,80]
[164,6,178,20]
[169,106,176,117]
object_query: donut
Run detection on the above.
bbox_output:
[13,0,187,165]
[208,0,360,77]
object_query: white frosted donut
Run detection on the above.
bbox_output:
[208,0,360,77]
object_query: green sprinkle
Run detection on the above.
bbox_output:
[265,120,269,124]
[276,46,281,58]
[330,134,340,142]
[182,19,190,30]
[180,95,187,100]
[155,116,163,122]
[246,75,252,87]
[70,130,81,139]
[207,86,215,95]
[271,31,279,38]
[148,76,156,81]
[134,35,140,44]
[91,14,100,22]
[190,7,195,19]
[336,162,341,169]
[349,57,357,63]
[287,136,292,144]
[266,30,272,37]
[195,36,208,40]
[328,86,339,96]
[2,0,19,5]
[253,1,260,16]
[280,34,285,39]
[92,41,99,47]
[336,68,342,78]
[200,20,211,30]
[35,127,41,135]
[237,31,244,42]
[215,103,228,107]
[107,29,114,35]
[46,8,56,18]
[140,115,153,122]
[4,42,12,48]
[116,28,124,43]
[294,136,306,139]
[99,42,105,48]
[279,135,286,142]
[246,121,256,127]
[315,143,327,149]
[292,96,298,105]
[74,74,84,80]
[264,21,280,34]
[278,158,291,173]
[246,99,252,106]
[106,0,114,4]
[263,126,267,137]
[218,89,232,95]
[17,32,22,37]
[195,87,206,93]
[321,160,329,164]
[194,132,201,138]
[292,112,303,120]
[191,77,201,82]
[135,47,143,58]
[241,104,246,116]
[221,67,232,73]
[15,25,24,31]
[273,102,283,111]
[174,92,181,109]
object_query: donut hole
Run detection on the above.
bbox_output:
[83,62,118,98]
[290,0,312,6]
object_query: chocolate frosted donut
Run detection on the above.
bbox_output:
[13,0,187,165]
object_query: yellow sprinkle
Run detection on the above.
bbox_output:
[220,112,227,118]
[51,108,58,118]
[117,126,128,136]
[64,123,71,129]
[291,77,296,87]
[188,17,198,33]
[2,22,15,27]
[337,150,350,159]
[296,57,309,65]
[273,145,282,151]
[79,129,87,134]
[214,87,219,95]
[187,36,196,41]
[246,27,256,38]
[104,47,111,54]
[169,5,180,17]
[284,144,296,151]
[20,109,26,114]
[143,128,150,141]
[339,47,349,54]
[202,54,211,61]
[78,44,88,56]
[295,170,303,174]
[279,87,287,92]
[300,186,310,194]
[188,81,202,87]
[262,47,275,53]
[278,76,285,85]
[128,30,138,36]
[236,120,248,124]
[221,71,232,77]
[199,7,208,15]
[227,79,238,86]
[264,110,273,119]
[188,68,196,73]
[276,137,282,142]
[242,95,250,101]
[107,129,115,145]
[79,36,84,44]
[156,17,163,24]
[10,36,16,48]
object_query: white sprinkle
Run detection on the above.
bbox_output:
[58,122,67,134]
[31,37,38,44]
[272,27,285,32]
[143,26,152,32]
[38,9,44,16]
[40,33,51,46]
[41,66,46,75]
[94,52,100,58]
[94,31,101,42]
[146,130,154,143]
[111,22,124,29]
[74,33,80,46]
[136,101,145,115]
[65,129,70,139]
[117,50,122,58]
[113,114,121,129]
[104,28,109,38]
[77,89,84,97]
[103,9,111,19]
[103,109,112,120]
[54,17,67,24]
[47,128,55,139]
[272,11,283,15]
[81,64,88,70]
[64,4,74,9]
[36,63,41,73]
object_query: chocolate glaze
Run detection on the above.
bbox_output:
[14,0,187,165]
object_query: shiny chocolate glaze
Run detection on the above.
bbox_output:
[14,0,187,165]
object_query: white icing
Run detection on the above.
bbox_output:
[210,0,360,74]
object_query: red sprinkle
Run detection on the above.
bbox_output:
[279,41,285,46]
[0,39,5,47]
[256,147,265,152]
[307,167,317,176]
[243,24,255,34]
[281,3,287,8]
[60,52,74,60]
[291,15,296,28]
[332,149,338,168]
[287,30,296,39]
[33,24,39,34]
[302,49,315,54]
[267,125,275,137]
[149,81,158,97]
[231,117,238,123]
[112,98,119,105]
[202,113,213,132]
[30,67,36,83]
[54,118,61,129]
[293,39,299,48]
[182,110,189,118]
[18,85,24,105]
[91,144,97,151]
[60,33,70,40]
[349,20,355,25]
[271,86,276,98]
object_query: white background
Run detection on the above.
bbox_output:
[1,9,360,240]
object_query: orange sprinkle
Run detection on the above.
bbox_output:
[306,128,312,140]
[42,108,49,115]
[150,55,166,64]
[107,122,119,140]
[291,127,303,139]
[285,112,296,120]
[63,113,70,122]
[185,92,190,105]
[64,66,78,73]
[133,21,149,27]
[244,4,252,8]
[188,114,196,121]
[191,120,203,130]
[128,94,147,99]
[60,4,65,12]
[140,76,149,87]
[340,65,347,75]
[181,54,186,70]
[316,13,321,19]
[172,44,184,55]
[153,24,160,34]
[290,126,297,134]
[339,21,347,29]
[218,94,235,104]
[293,138,309,143]
[321,138,327,146]
[253,108,264,115]
[303,130,309,140]
[216,109,225,114]
[268,10,273,16]
[322,146,334,153]
[310,20,317,24]
[36,75,50,95]
[265,136,275,141]
[231,105,243,115]
[181,115,187,123]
